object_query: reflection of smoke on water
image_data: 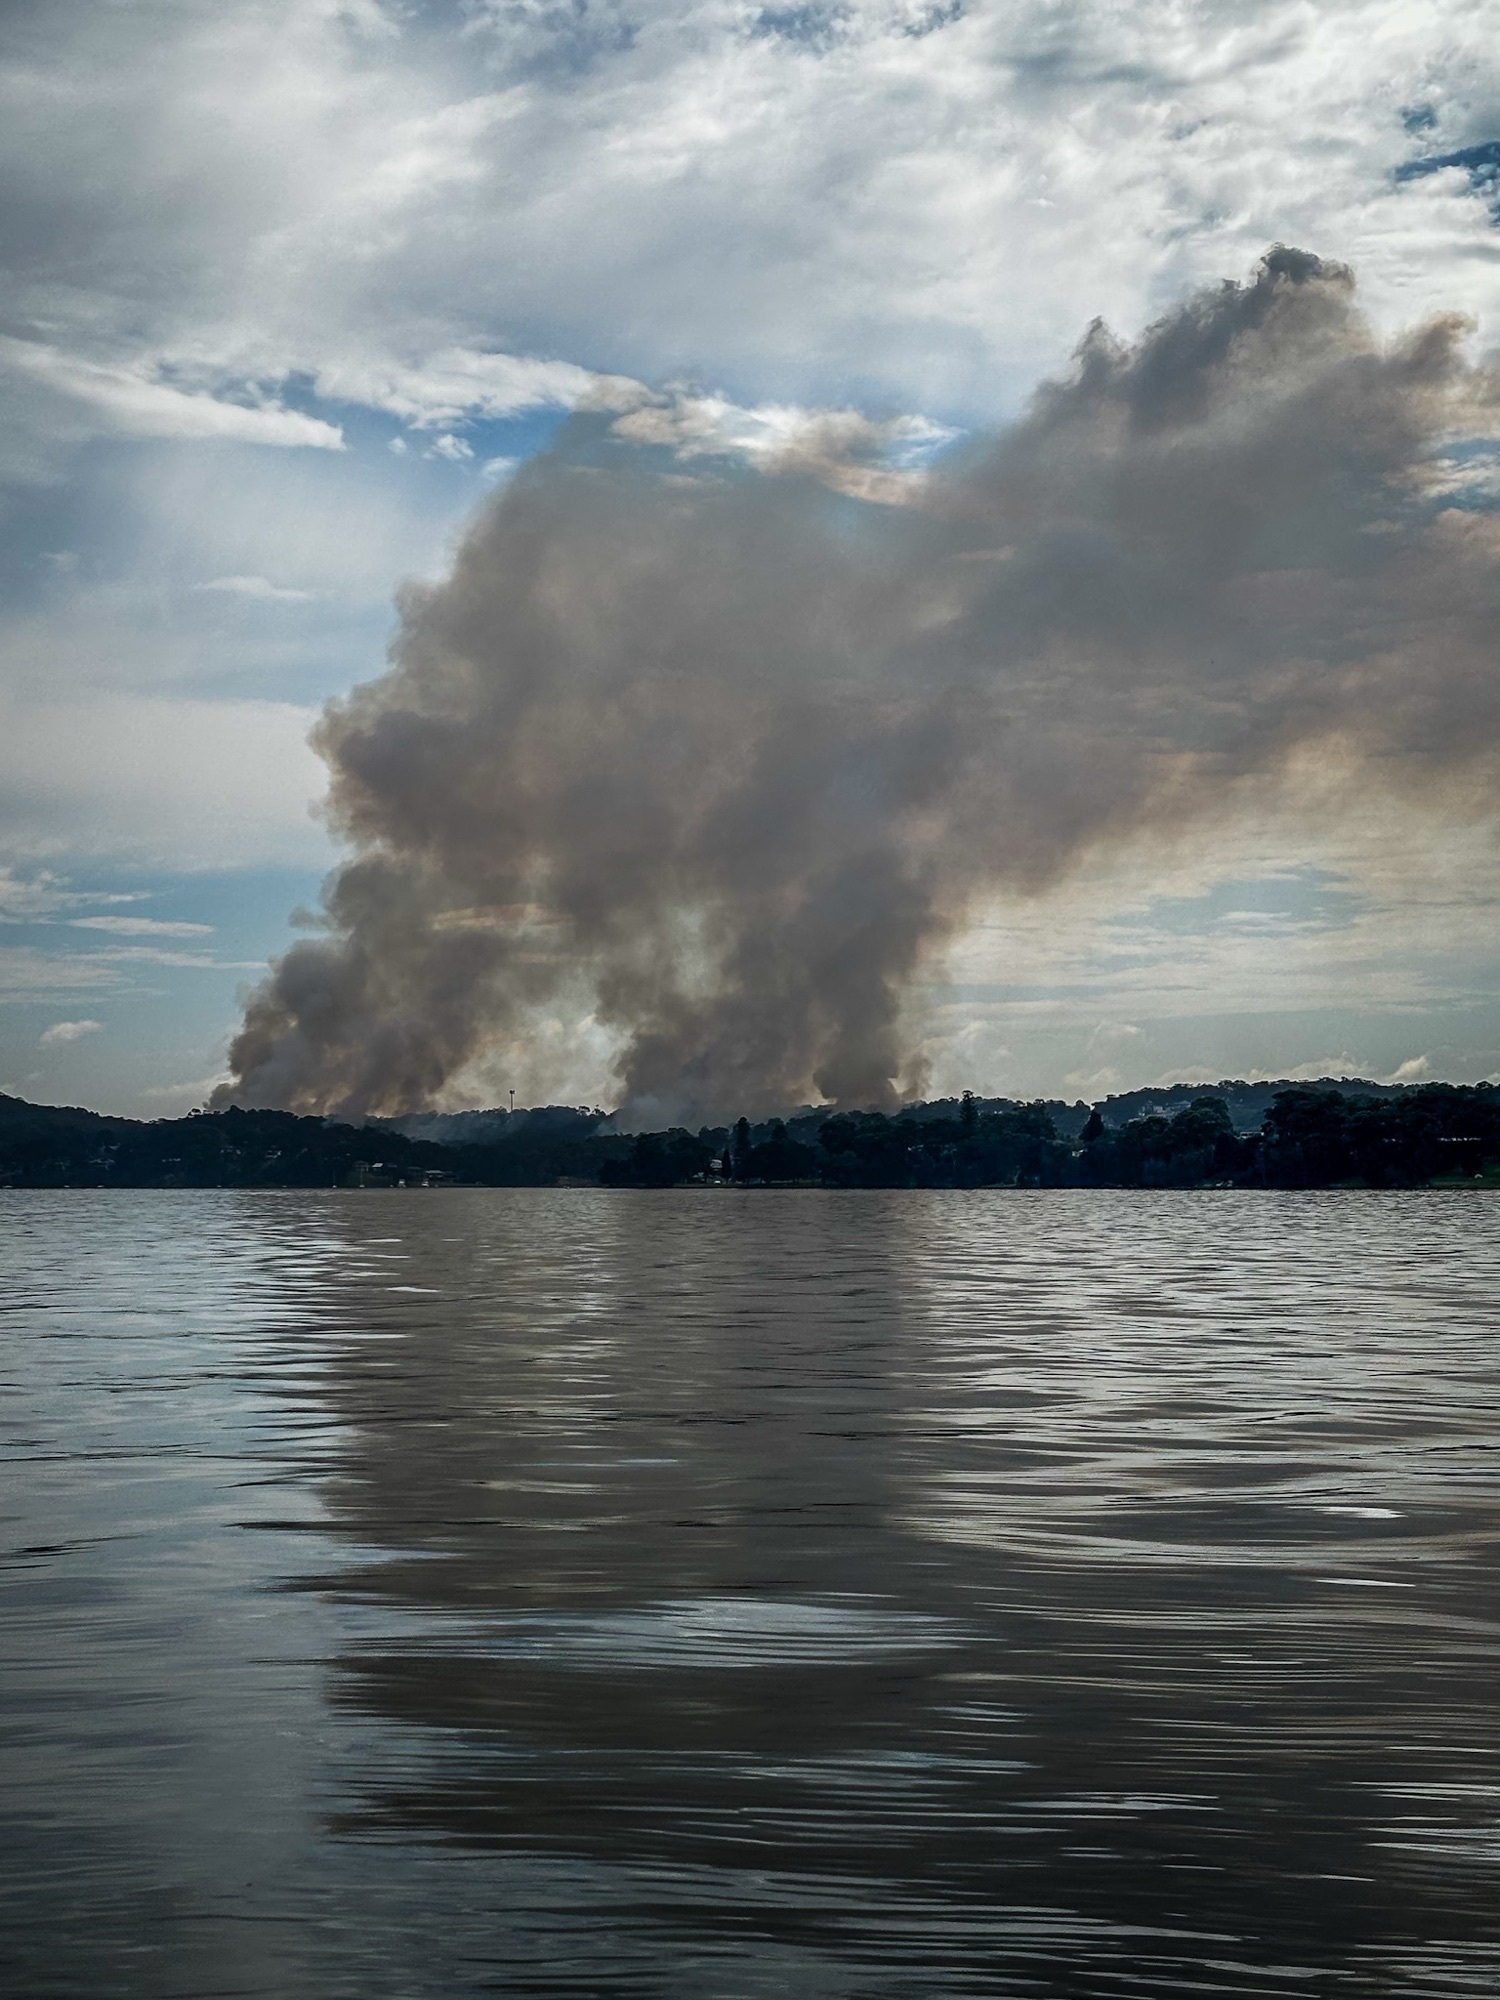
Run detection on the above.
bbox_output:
[14,1192,1500,1999]
[289,1191,1500,1996]
[305,1190,917,1611]
[338,1596,966,1668]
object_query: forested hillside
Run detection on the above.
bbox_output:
[4,1084,1499,1190]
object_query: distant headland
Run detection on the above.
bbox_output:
[3,1079,1498,1190]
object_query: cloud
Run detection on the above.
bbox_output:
[1062,1066,1125,1095]
[0,868,85,923]
[1387,1054,1434,1082]
[5,0,1500,467]
[139,1074,230,1108]
[0,950,122,1001]
[1250,1056,1368,1083]
[194,576,317,602]
[1,940,260,1012]
[611,396,956,501]
[0,867,143,923]
[318,350,648,430]
[0,696,330,869]
[0,341,344,450]
[89,946,254,970]
[70,917,214,938]
[39,1018,102,1045]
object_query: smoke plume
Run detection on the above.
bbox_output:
[218,250,1500,1122]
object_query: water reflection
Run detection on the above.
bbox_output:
[3,1189,1500,1996]
[299,1190,1500,1995]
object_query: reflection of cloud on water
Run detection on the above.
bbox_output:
[884,1190,1499,1581]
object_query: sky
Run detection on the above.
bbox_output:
[3,0,1500,1117]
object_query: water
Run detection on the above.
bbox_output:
[2,1189,1499,1998]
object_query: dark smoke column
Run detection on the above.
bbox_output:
[218,250,1500,1122]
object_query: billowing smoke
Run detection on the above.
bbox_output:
[218,249,1500,1123]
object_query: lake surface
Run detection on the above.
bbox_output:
[3,1190,1500,1998]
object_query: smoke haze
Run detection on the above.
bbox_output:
[218,251,1500,1124]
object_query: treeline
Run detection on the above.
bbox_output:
[603,1085,1500,1190]
[2,1083,1499,1190]
[0,1095,611,1190]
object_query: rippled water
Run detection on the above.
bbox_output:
[3,1189,1499,1998]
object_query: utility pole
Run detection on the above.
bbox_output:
[509,1088,515,1114]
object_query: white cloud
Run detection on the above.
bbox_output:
[610,394,956,498]
[317,349,647,429]
[39,1018,102,1046]
[0,341,344,450]
[194,575,317,602]
[124,443,466,624]
[0,942,258,1008]
[5,0,1498,455]
[1061,1065,1124,1095]
[613,395,938,462]
[70,917,214,938]
[1247,1058,1370,1083]
[0,950,121,1001]
[88,946,257,970]
[139,1074,230,1108]
[0,867,142,923]
[1087,1022,1143,1051]
[1387,1055,1434,1083]
[0,868,79,923]
[0,695,331,870]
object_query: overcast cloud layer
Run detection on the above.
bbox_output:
[7,0,1500,441]
[3,0,1500,1112]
